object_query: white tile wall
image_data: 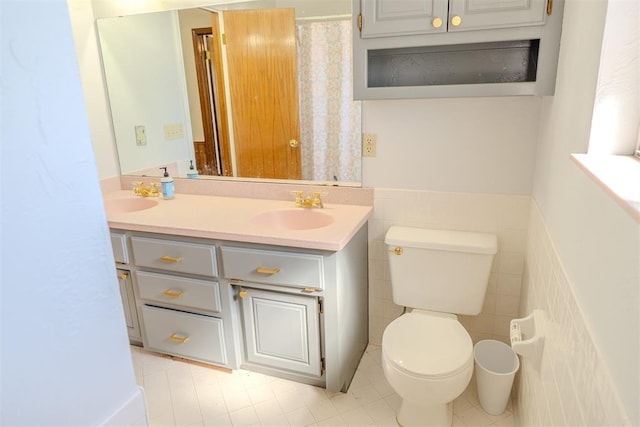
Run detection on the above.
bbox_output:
[515,201,630,426]
[368,188,531,345]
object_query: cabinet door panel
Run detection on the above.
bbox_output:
[117,269,141,341]
[361,0,448,38]
[448,0,547,31]
[111,233,129,264]
[240,288,321,377]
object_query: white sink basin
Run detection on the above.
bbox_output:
[104,197,159,214]
[251,209,335,230]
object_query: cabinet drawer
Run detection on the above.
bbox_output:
[111,233,129,264]
[137,271,222,313]
[131,236,218,277]
[221,246,324,290]
[141,305,227,366]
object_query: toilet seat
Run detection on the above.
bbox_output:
[382,312,472,379]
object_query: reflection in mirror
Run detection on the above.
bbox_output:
[97,3,362,186]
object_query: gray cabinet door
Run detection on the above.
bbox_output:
[117,269,141,341]
[360,0,547,38]
[361,0,449,38]
[240,288,322,377]
[448,0,547,31]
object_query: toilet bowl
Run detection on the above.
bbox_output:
[382,310,473,426]
[383,226,497,426]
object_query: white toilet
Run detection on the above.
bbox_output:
[382,226,497,427]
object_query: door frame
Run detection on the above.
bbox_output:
[191,18,232,176]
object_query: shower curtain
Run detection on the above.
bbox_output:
[297,19,362,183]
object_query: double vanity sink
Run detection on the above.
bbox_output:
[106,196,333,231]
[104,189,371,392]
[105,195,335,231]
[103,190,370,250]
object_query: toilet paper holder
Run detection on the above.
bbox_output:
[510,310,545,367]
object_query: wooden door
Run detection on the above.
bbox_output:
[223,8,301,180]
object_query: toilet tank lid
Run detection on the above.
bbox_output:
[385,226,497,255]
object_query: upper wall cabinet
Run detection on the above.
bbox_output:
[353,0,564,99]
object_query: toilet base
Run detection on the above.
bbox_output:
[397,399,453,427]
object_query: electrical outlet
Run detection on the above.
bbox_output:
[362,133,377,157]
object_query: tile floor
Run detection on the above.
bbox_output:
[131,344,515,427]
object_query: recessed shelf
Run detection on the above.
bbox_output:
[367,39,540,88]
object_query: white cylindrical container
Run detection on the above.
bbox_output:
[473,340,519,415]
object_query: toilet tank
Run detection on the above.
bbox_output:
[385,226,497,315]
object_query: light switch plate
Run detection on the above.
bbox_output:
[164,123,184,141]
[134,125,146,146]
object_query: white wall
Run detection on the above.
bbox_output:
[522,0,639,424]
[69,0,233,180]
[519,203,631,426]
[98,11,194,176]
[1,1,145,425]
[588,0,639,155]
[362,97,540,194]
[68,0,121,179]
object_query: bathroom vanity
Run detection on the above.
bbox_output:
[106,191,371,392]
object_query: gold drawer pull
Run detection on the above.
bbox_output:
[118,272,129,280]
[389,247,403,255]
[169,333,189,344]
[163,289,184,298]
[256,266,280,275]
[160,255,183,263]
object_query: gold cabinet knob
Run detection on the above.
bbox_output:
[451,15,462,26]
[238,290,248,299]
[289,139,299,148]
[432,17,443,28]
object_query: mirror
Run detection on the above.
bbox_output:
[97,0,362,186]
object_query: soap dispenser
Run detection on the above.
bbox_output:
[187,160,199,179]
[159,167,175,200]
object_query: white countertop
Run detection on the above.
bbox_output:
[104,190,373,251]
